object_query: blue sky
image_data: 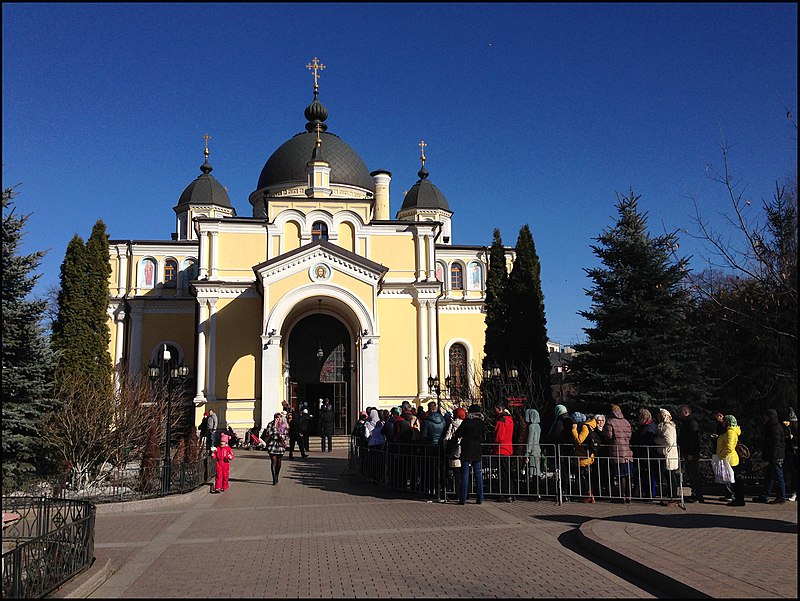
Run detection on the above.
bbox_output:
[3,3,797,345]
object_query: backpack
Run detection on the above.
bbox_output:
[584,424,602,456]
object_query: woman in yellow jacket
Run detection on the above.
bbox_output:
[717,415,745,506]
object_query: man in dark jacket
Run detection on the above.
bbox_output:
[631,408,659,499]
[319,399,335,452]
[288,408,308,459]
[453,404,486,505]
[678,405,704,503]
[755,408,787,503]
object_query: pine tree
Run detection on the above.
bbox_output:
[483,228,510,369]
[506,224,552,405]
[2,187,56,483]
[569,189,704,415]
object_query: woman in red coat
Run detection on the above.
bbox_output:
[212,434,234,493]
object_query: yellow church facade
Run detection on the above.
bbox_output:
[106,60,510,434]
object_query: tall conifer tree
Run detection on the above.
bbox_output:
[52,220,113,389]
[483,228,509,369]
[2,187,55,482]
[569,189,703,413]
[506,224,552,404]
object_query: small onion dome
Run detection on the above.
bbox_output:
[304,92,329,133]
[176,158,232,209]
[400,166,450,212]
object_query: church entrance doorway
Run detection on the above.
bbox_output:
[286,313,353,436]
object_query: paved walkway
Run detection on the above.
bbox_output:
[50,449,797,599]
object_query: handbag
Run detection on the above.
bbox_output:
[711,453,735,484]
[735,443,751,460]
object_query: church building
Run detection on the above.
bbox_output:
[106,58,512,434]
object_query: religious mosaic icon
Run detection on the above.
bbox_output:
[310,262,331,282]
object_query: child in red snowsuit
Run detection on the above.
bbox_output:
[212,434,234,493]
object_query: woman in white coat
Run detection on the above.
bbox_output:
[655,408,681,503]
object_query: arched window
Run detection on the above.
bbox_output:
[450,263,463,290]
[449,343,468,400]
[163,259,178,287]
[311,221,329,242]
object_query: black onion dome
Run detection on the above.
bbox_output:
[176,159,232,209]
[400,167,450,212]
[256,131,375,193]
[304,92,329,132]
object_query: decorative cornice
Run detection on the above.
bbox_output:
[194,281,259,299]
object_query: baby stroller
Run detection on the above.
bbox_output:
[245,430,267,450]
[226,427,242,448]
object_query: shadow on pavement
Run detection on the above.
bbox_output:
[606,512,797,533]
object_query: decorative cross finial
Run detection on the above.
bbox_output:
[315,122,322,146]
[203,133,211,158]
[418,140,427,166]
[306,56,326,92]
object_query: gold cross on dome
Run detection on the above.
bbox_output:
[418,140,427,165]
[202,133,211,157]
[306,56,326,90]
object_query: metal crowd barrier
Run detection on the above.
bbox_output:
[349,438,685,506]
[2,496,95,598]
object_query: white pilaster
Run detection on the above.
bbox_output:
[360,336,380,412]
[114,309,126,394]
[416,298,428,397]
[117,248,129,296]
[128,305,144,375]
[210,231,219,279]
[207,298,218,400]
[415,231,425,280]
[198,231,209,279]
[426,234,435,280]
[194,299,208,404]
[427,299,437,379]
[261,333,283,429]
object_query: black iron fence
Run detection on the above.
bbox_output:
[1,497,95,599]
[5,457,216,504]
[349,437,771,505]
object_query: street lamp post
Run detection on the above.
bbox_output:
[149,361,190,494]
[427,375,452,408]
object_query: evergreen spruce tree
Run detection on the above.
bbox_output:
[506,225,552,405]
[483,228,510,368]
[569,189,704,414]
[2,187,55,483]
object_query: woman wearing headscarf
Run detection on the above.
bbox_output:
[546,404,569,444]
[364,409,385,447]
[718,415,744,506]
[265,412,288,485]
[655,408,681,505]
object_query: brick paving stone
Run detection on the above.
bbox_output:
[49,450,797,598]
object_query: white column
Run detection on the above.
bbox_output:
[427,299,438,379]
[210,231,219,279]
[416,298,428,397]
[198,231,209,279]
[207,298,218,401]
[128,305,144,375]
[194,299,208,404]
[114,309,126,394]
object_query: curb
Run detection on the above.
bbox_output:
[94,482,211,515]
[577,519,711,599]
[50,559,113,599]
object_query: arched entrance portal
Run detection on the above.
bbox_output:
[286,314,353,435]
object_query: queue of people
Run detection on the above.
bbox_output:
[197,400,797,506]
